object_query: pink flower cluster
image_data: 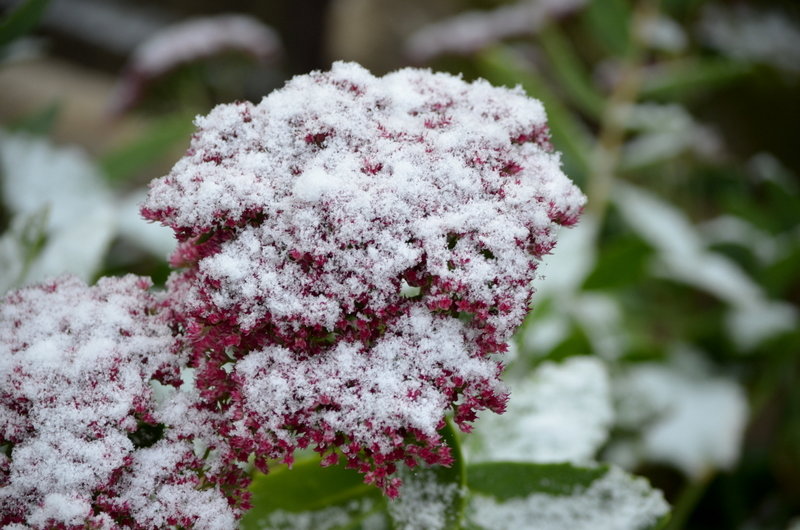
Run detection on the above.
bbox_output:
[144,62,584,495]
[0,275,247,528]
[0,62,583,527]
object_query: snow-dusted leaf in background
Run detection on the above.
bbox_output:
[112,14,282,113]
[388,468,463,530]
[0,132,175,291]
[467,463,669,530]
[724,300,797,353]
[0,132,115,288]
[635,14,687,53]
[521,216,596,357]
[243,421,464,530]
[698,4,800,73]
[532,214,598,299]
[612,348,749,479]
[614,183,797,350]
[115,191,176,259]
[700,215,782,266]
[466,356,612,464]
[619,104,720,170]
[522,216,629,359]
[570,292,627,360]
[404,0,587,63]
[0,207,48,293]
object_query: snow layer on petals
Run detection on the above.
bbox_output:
[0,275,239,528]
[143,61,584,494]
[234,307,501,450]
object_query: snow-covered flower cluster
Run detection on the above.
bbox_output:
[1,61,583,527]
[143,61,584,496]
[0,275,246,529]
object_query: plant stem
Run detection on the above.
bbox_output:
[586,0,658,220]
[666,471,715,530]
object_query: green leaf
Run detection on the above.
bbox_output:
[7,101,60,136]
[241,456,385,530]
[467,462,607,500]
[475,46,592,185]
[0,0,49,49]
[583,236,651,290]
[98,113,194,184]
[242,422,466,530]
[466,463,670,530]
[435,416,465,488]
[640,58,752,100]
[18,205,48,265]
[538,24,605,119]
[386,419,466,529]
[763,244,800,298]
[535,325,593,366]
[0,207,49,292]
[245,457,380,514]
[581,0,632,58]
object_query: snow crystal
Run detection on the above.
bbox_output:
[469,466,669,530]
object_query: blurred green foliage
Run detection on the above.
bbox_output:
[419,0,799,527]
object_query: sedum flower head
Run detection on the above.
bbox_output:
[0,275,244,529]
[143,61,585,495]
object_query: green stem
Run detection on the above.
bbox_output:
[665,471,715,530]
[539,24,606,119]
[586,0,658,220]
